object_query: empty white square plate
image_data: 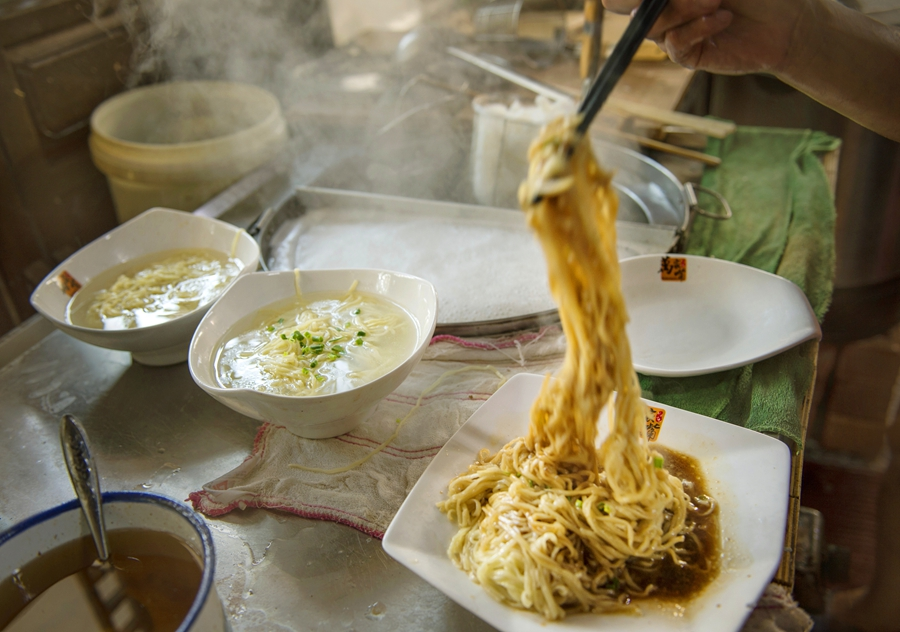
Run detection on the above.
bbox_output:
[383,373,791,632]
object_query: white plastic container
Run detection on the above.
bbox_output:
[470,94,575,208]
[89,81,288,223]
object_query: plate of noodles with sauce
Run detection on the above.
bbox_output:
[384,116,791,631]
[383,372,791,632]
[30,207,259,366]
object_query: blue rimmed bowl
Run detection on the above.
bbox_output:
[0,491,225,631]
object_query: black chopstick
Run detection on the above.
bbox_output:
[576,0,669,136]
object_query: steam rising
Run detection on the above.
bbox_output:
[99,0,633,206]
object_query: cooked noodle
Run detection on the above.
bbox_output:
[437,116,712,620]
[216,284,416,397]
[69,248,241,330]
[290,365,506,475]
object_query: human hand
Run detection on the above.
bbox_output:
[602,0,807,75]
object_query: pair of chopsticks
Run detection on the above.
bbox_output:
[576,0,669,136]
[449,0,726,168]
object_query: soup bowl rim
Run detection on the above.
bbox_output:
[190,268,437,398]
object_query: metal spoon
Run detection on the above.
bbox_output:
[60,414,149,631]
[60,414,111,562]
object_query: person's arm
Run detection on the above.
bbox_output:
[603,0,900,141]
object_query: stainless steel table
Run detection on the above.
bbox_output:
[0,319,491,631]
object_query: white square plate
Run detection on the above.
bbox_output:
[383,373,791,631]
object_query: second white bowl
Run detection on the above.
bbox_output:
[188,269,438,439]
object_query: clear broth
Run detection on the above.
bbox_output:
[67,248,241,330]
[216,290,419,396]
[1,528,204,632]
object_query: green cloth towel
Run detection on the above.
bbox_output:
[638,126,841,448]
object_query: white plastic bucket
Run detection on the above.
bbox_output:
[89,81,288,223]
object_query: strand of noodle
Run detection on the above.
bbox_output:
[245,293,407,394]
[89,253,237,321]
[289,365,507,474]
[230,229,241,257]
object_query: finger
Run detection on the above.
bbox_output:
[664,10,733,52]
[643,0,723,39]
[602,0,639,14]
[660,10,732,69]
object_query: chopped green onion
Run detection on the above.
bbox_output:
[605,577,620,592]
[327,354,338,362]
[311,336,323,342]
[332,344,344,353]
[575,499,583,509]
[527,479,535,488]
[304,332,311,339]
[353,338,363,346]
[598,502,609,514]
[345,322,352,328]
[353,309,361,315]
[302,368,309,376]
[281,334,287,340]
[310,360,318,368]
[278,318,284,324]
[315,374,326,382]
[653,455,664,469]
[356,331,366,337]
[267,325,275,332]
[310,344,324,353]
[292,331,302,341]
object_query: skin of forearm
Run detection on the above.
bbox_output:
[775,0,900,141]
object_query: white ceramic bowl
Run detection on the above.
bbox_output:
[188,269,438,439]
[0,491,225,631]
[29,208,260,366]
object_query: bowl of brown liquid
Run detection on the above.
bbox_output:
[0,491,224,632]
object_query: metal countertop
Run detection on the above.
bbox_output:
[0,323,492,632]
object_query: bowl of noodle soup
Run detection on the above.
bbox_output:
[29,208,259,366]
[188,268,437,438]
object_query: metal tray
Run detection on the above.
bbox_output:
[254,185,687,337]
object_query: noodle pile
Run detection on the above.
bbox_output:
[216,284,415,397]
[86,250,239,329]
[437,116,700,620]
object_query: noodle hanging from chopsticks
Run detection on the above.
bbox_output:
[437,116,704,620]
